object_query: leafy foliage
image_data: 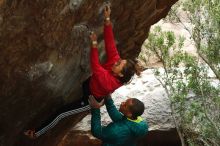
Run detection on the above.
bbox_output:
[139,3,220,144]
[170,0,220,78]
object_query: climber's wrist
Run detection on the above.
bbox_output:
[104,17,111,25]
[91,41,98,48]
[105,17,110,21]
[92,41,97,45]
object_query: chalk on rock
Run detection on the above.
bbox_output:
[28,62,53,81]
[69,0,83,11]
[72,23,90,39]
[97,1,112,23]
[99,1,111,14]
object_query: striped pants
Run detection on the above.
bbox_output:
[35,101,91,137]
[35,77,92,137]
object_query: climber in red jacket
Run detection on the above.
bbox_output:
[24,5,142,139]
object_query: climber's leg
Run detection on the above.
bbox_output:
[24,77,92,139]
[34,100,91,137]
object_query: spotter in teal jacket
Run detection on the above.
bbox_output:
[91,98,148,146]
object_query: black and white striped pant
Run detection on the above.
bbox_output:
[35,100,91,137]
[35,77,92,137]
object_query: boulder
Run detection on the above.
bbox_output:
[0,0,177,146]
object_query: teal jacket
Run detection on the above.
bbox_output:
[91,98,148,146]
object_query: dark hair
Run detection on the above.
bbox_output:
[118,59,142,84]
[129,98,145,119]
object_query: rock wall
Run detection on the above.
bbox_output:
[0,0,177,146]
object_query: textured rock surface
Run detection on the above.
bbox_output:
[0,0,177,146]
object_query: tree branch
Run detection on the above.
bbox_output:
[197,51,220,80]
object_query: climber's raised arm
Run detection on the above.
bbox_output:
[90,32,105,74]
[104,6,120,62]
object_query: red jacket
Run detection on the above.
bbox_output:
[89,24,122,98]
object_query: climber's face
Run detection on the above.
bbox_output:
[112,59,127,77]
[119,98,133,118]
